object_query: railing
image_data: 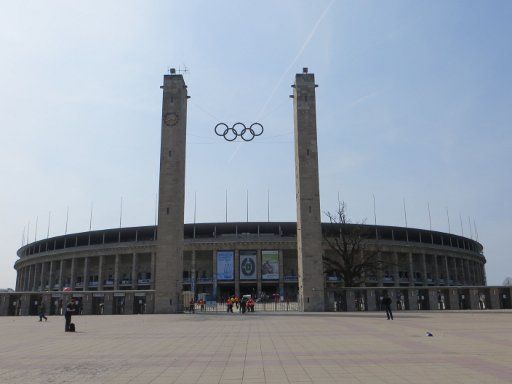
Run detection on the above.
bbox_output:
[184,301,300,313]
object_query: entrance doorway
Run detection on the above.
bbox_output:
[134,295,146,314]
[92,295,105,315]
[113,295,125,314]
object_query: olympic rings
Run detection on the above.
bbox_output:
[214,122,264,142]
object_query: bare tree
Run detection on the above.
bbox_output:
[323,202,390,287]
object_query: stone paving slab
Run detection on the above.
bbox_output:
[0,311,511,383]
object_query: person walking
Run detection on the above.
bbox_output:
[64,298,77,332]
[38,303,48,322]
[382,294,394,320]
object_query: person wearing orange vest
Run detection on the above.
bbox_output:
[226,298,233,313]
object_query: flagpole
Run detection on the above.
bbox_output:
[446,207,451,234]
[193,191,197,224]
[119,197,123,228]
[459,213,464,236]
[89,203,93,231]
[47,211,51,239]
[34,216,38,242]
[225,189,228,223]
[65,207,69,235]
[427,202,432,231]
[402,198,408,228]
[246,190,249,223]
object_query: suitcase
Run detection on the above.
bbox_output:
[69,323,75,332]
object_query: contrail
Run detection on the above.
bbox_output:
[256,0,336,120]
[229,0,336,164]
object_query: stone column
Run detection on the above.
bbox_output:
[40,262,46,291]
[408,289,418,311]
[278,249,284,297]
[70,258,76,290]
[154,72,187,313]
[449,288,459,310]
[234,249,240,296]
[83,257,89,291]
[256,249,262,297]
[31,264,37,291]
[422,253,428,284]
[293,68,325,311]
[98,255,104,290]
[452,258,458,283]
[408,253,414,286]
[367,289,377,311]
[469,288,479,309]
[48,261,54,291]
[433,255,439,283]
[345,290,355,312]
[191,250,196,296]
[393,252,399,287]
[131,253,137,290]
[150,252,156,290]
[444,256,450,285]
[428,289,437,310]
[489,288,500,310]
[212,250,217,299]
[114,254,120,290]
[377,252,384,286]
[58,260,64,290]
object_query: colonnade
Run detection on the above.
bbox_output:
[16,252,156,292]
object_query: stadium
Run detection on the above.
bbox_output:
[2,69,510,316]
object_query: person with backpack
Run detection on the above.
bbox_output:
[64,298,77,332]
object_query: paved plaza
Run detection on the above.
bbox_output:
[1,311,511,384]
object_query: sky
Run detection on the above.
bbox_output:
[1,1,511,288]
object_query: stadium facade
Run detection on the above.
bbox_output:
[3,69,510,316]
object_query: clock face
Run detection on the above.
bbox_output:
[163,112,179,127]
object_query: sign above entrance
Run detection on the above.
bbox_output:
[240,251,257,280]
[217,251,234,280]
[262,250,279,280]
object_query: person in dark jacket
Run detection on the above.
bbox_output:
[382,294,394,320]
[65,298,76,332]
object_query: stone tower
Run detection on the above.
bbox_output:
[292,68,325,311]
[154,70,188,313]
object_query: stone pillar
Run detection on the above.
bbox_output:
[114,254,120,290]
[191,250,196,296]
[433,255,439,283]
[70,258,76,290]
[444,256,450,285]
[131,253,137,290]
[150,252,156,290]
[20,294,30,316]
[256,249,262,297]
[278,249,284,297]
[40,262,46,291]
[48,261,54,291]
[98,255,104,290]
[292,69,325,312]
[408,289,418,311]
[155,71,187,313]
[58,260,64,290]
[212,250,217,299]
[393,252,399,287]
[104,293,114,315]
[422,253,428,284]
[367,289,377,311]
[408,253,414,286]
[489,287,500,309]
[377,252,384,286]
[428,289,437,310]
[234,249,240,296]
[0,294,9,315]
[30,265,36,291]
[469,288,479,309]
[125,293,134,315]
[345,290,355,312]
[82,293,93,315]
[449,288,459,310]
[461,259,467,284]
[83,257,89,291]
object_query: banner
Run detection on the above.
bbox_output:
[216,251,234,280]
[240,251,257,280]
[261,250,279,280]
